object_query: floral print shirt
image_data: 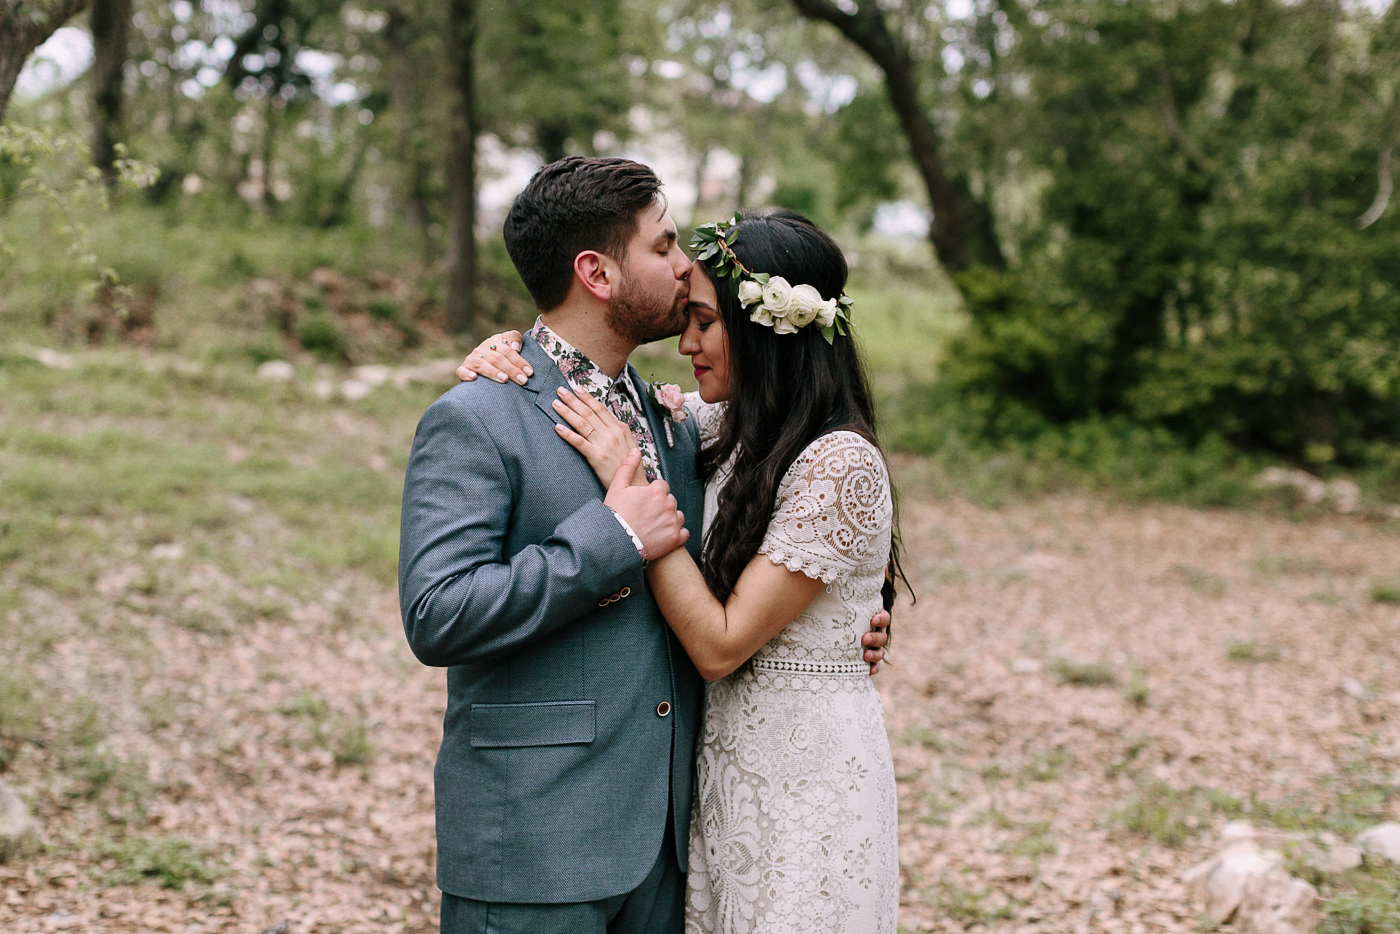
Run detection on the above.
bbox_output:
[530,318,662,483]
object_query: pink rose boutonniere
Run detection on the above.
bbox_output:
[649,381,688,448]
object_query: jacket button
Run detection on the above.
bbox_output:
[619,586,631,598]
[656,701,671,717]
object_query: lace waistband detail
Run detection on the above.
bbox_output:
[748,656,869,677]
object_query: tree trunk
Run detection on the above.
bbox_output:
[786,0,1004,273]
[260,94,277,213]
[445,0,479,333]
[383,6,437,258]
[0,0,90,121]
[90,0,130,186]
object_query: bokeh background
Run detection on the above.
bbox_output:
[2,1,1399,931]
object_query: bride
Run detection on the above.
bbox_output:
[461,209,904,934]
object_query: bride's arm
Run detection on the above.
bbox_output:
[457,330,530,384]
[644,548,825,681]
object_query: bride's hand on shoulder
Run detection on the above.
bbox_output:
[457,330,531,384]
[552,387,643,488]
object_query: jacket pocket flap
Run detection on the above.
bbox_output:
[468,700,596,748]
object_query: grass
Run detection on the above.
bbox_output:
[1115,783,1245,847]
[1227,640,1282,663]
[276,691,373,767]
[937,877,1017,924]
[1318,862,1400,934]
[100,835,220,889]
[1370,580,1400,605]
[1124,667,1150,708]
[1049,658,1117,687]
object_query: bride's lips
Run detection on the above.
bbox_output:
[693,365,710,380]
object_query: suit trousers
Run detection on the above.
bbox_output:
[440,818,684,934]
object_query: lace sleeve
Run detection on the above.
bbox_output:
[683,391,726,448]
[758,431,892,584]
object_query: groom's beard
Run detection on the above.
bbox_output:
[608,275,688,346]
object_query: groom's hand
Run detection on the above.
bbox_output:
[604,451,689,561]
[863,610,890,674]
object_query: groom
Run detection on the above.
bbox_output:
[400,157,886,933]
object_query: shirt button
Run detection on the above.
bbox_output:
[655,701,671,717]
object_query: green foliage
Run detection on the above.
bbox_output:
[1116,783,1245,846]
[1370,580,1400,605]
[1124,667,1150,708]
[945,0,1400,467]
[0,669,39,770]
[101,835,219,889]
[885,378,1269,507]
[1227,641,1281,663]
[1319,863,1400,934]
[1049,659,1116,687]
[296,313,345,361]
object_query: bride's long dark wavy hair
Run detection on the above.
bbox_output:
[696,209,909,614]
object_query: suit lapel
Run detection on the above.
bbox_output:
[523,339,570,429]
[626,364,685,485]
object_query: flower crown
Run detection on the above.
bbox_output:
[689,214,853,343]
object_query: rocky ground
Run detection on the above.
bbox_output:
[2,475,1399,933]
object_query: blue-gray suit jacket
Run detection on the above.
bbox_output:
[398,338,705,904]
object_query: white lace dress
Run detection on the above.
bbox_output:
[682,394,899,934]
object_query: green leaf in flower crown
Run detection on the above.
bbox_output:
[753,272,770,284]
[821,325,836,344]
[698,243,720,261]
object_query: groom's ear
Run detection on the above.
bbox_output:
[573,250,619,303]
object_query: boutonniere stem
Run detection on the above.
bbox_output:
[648,380,688,449]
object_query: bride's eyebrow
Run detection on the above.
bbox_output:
[688,300,717,312]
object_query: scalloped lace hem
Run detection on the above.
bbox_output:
[758,542,844,584]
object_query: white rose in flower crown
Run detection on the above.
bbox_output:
[760,276,794,317]
[772,315,800,335]
[786,284,824,328]
[816,297,838,328]
[750,304,776,327]
[737,279,764,307]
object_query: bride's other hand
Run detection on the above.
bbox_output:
[863,610,890,675]
[553,388,643,488]
[457,330,531,384]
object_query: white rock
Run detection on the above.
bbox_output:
[1340,677,1366,699]
[1357,822,1400,863]
[1184,840,1279,924]
[351,365,393,387]
[29,347,74,369]
[1238,869,1320,934]
[0,779,39,859]
[340,379,372,401]
[257,360,295,380]
[150,543,184,561]
[1254,467,1327,504]
[1011,658,1042,675]
[393,359,460,388]
[1327,479,1361,514]
[1313,844,1363,873]
[312,379,335,400]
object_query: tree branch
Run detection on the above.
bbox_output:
[1356,145,1392,229]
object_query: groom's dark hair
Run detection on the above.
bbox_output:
[504,156,665,310]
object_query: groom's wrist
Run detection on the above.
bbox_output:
[607,508,648,564]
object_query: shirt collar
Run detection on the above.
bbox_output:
[529,316,646,410]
